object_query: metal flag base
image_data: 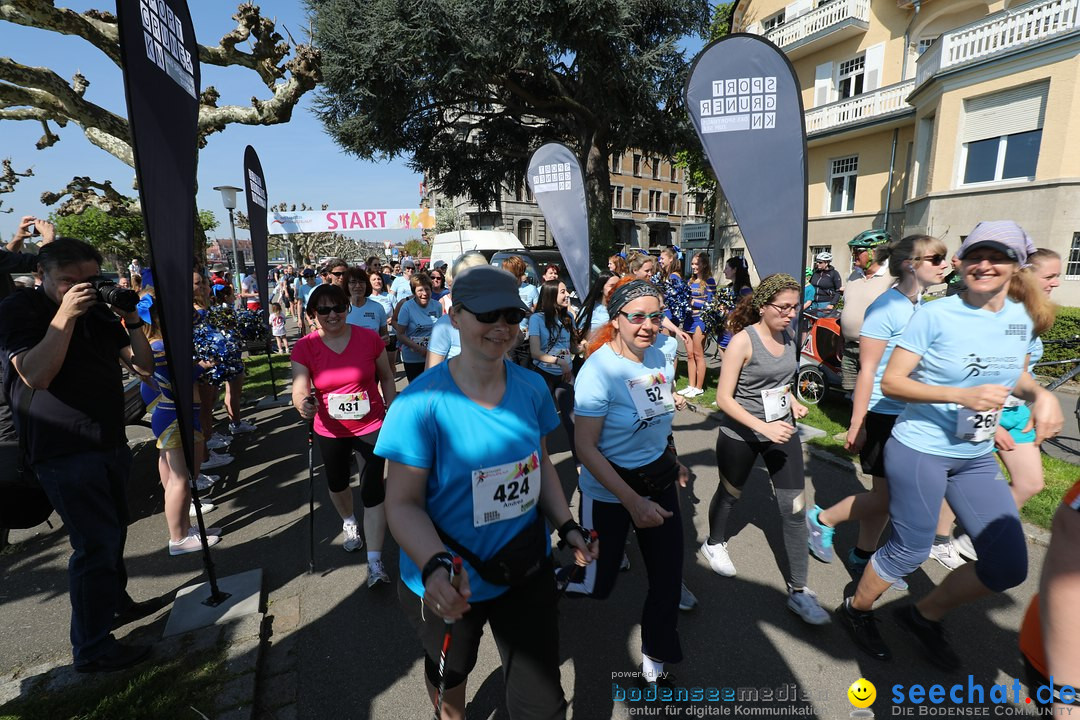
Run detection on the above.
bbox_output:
[163,568,263,638]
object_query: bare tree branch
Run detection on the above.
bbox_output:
[0,157,33,213]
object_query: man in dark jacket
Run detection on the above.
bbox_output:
[808,251,844,312]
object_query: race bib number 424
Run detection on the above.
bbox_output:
[472,451,542,528]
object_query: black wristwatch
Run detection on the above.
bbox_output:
[557,519,587,548]
[421,552,455,587]
[126,320,145,330]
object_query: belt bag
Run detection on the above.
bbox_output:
[434,513,548,587]
[609,447,679,498]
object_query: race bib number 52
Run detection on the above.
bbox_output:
[626,371,674,419]
[472,451,541,528]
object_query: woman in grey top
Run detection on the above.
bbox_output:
[701,274,829,625]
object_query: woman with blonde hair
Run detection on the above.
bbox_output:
[679,252,716,398]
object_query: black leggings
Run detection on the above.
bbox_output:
[404,362,425,382]
[567,483,684,664]
[539,370,576,457]
[314,430,385,505]
[709,427,807,589]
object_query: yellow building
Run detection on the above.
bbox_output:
[727,0,1080,302]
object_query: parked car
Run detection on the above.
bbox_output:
[488,246,601,302]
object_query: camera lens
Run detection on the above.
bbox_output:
[88,276,139,312]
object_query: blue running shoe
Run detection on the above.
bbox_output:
[847,549,908,591]
[806,505,835,562]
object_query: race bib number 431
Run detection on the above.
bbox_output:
[472,451,541,528]
[327,392,370,420]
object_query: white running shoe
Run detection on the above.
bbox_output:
[367,560,390,588]
[189,499,215,516]
[342,523,363,553]
[169,532,220,555]
[207,433,232,450]
[952,532,978,562]
[700,540,737,577]
[929,541,965,570]
[194,474,218,491]
[787,588,830,625]
[686,387,704,398]
[201,451,233,470]
[228,420,257,435]
[678,582,698,611]
[676,387,693,396]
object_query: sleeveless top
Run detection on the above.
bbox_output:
[688,278,716,317]
[720,325,797,442]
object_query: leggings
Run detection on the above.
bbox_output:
[875,438,1026,591]
[403,362,425,382]
[567,483,684,663]
[709,427,807,589]
[540,370,576,457]
[314,430,385,505]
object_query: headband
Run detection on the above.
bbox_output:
[751,273,801,310]
[136,294,154,325]
[608,280,663,318]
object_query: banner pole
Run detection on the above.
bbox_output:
[189,469,230,605]
[266,338,278,400]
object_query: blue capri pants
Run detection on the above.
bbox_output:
[873,437,1027,592]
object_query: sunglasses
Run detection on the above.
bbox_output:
[329,271,346,278]
[314,303,349,316]
[468,307,528,324]
[430,274,444,280]
[619,310,664,325]
[917,254,947,265]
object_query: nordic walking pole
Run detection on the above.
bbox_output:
[305,398,317,574]
[433,556,464,720]
[555,529,598,601]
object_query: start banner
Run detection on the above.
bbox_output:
[269,208,436,234]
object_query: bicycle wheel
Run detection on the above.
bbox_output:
[797,366,827,405]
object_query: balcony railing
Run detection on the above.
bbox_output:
[916,0,1080,88]
[805,79,915,135]
[764,0,870,50]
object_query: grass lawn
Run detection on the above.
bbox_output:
[242,351,292,400]
[0,640,227,720]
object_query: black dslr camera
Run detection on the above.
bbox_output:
[88,276,139,312]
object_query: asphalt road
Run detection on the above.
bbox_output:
[0,379,1056,719]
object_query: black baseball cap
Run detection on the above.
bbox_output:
[451,266,529,314]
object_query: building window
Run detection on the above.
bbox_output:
[730,248,746,260]
[916,37,938,56]
[651,159,661,180]
[610,185,623,209]
[633,154,642,177]
[632,188,641,211]
[648,190,661,212]
[961,82,1047,186]
[611,154,621,174]
[762,10,785,32]
[810,245,831,258]
[1066,234,1080,280]
[837,55,865,100]
[670,165,677,183]
[517,219,533,246]
[669,193,678,215]
[828,155,858,213]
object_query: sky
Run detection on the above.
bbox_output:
[0,0,424,247]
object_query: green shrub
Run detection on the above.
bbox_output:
[1036,306,1080,378]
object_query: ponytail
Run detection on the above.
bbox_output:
[726,294,759,335]
[1009,269,1055,336]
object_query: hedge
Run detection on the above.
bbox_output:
[1035,305,1080,379]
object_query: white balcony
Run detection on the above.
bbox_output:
[763,0,870,59]
[612,208,633,221]
[915,0,1080,89]
[644,212,672,225]
[805,79,915,136]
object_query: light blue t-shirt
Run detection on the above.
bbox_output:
[1028,335,1044,366]
[346,298,387,335]
[374,360,559,601]
[396,298,442,364]
[577,304,610,337]
[428,314,460,360]
[575,344,676,504]
[369,292,396,335]
[518,284,540,332]
[297,281,319,308]
[653,333,677,368]
[860,288,919,416]
[891,295,1032,458]
[390,275,413,304]
[528,312,573,375]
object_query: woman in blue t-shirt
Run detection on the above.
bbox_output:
[528,280,581,458]
[570,277,690,687]
[345,267,388,341]
[393,273,443,382]
[837,222,1062,671]
[376,265,595,720]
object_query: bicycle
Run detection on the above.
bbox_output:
[1031,335,1080,428]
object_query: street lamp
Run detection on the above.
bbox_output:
[213,185,243,298]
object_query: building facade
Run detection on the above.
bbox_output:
[729,0,1080,301]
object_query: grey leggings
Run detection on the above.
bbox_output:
[875,437,1027,591]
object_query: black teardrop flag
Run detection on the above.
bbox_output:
[527,143,591,299]
[685,35,808,283]
[244,146,269,311]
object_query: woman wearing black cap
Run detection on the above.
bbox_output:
[377,264,596,720]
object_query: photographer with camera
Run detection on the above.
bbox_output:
[0,237,156,673]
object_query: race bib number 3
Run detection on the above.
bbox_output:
[327,392,370,420]
[955,408,1000,442]
[472,451,542,528]
[626,371,675,419]
[761,385,791,423]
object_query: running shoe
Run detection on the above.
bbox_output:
[893,604,961,672]
[201,451,233,470]
[700,540,736,577]
[835,599,891,661]
[678,582,698,611]
[951,532,978,562]
[342,522,363,553]
[189,499,215,516]
[685,387,704,398]
[929,541,964,570]
[846,549,908,591]
[207,433,232,450]
[787,588,830,625]
[194,474,218,491]
[806,505,835,563]
[367,559,390,588]
[676,387,694,396]
[228,420,257,435]
[169,532,220,556]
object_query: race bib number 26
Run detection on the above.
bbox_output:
[955,408,1000,443]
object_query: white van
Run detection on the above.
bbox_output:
[429,230,524,270]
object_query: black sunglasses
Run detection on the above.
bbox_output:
[314,303,349,316]
[468,307,527,324]
[329,271,346,278]
[916,254,947,266]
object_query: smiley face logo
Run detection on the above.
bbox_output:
[848,678,876,709]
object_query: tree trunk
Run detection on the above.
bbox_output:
[583,142,616,262]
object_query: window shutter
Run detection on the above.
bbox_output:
[814,62,833,107]
[863,42,885,92]
[962,81,1049,143]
